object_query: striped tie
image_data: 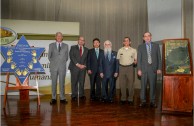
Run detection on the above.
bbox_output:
[147,44,152,64]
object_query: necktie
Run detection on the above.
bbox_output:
[147,44,152,64]
[108,52,111,61]
[58,43,61,52]
[106,51,109,60]
[106,51,110,61]
[95,49,99,58]
[80,46,82,56]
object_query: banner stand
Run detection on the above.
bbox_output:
[3,72,40,108]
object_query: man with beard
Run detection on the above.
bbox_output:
[99,40,119,103]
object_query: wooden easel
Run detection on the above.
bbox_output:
[3,72,40,108]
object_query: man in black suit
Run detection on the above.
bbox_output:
[87,38,103,101]
[69,36,88,101]
[137,32,162,108]
[99,40,119,103]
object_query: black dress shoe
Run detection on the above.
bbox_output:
[120,101,126,105]
[150,103,157,108]
[101,98,107,103]
[128,101,134,105]
[90,97,95,101]
[50,99,56,105]
[109,100,114,103]
[90,98,95,101]
[109,99,114,103]
[139,102,146,107]
[95,97,101,101]
[71,97,77,101]
[60,99,68,104]
[80,96,86,100]
[97,98,102,101]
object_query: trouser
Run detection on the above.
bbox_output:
[51,70,66,100]
[70,68,86,98]
[119,65,134,101]
[140,65,157,103]
[89,72,101,99]
[102,77,115,100]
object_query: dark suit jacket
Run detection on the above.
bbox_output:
[87,48,103,73]
[137,42,162,73]
[99,51,119,78]
[68,45,88,70]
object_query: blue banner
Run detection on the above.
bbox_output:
[0,36,45,84]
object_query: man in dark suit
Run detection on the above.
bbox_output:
[87,38,103,101]
[99,40,119,103]
[48,32,69,105]
[137,32,162,108]
[69,36,88,101]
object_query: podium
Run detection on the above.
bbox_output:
[3,72,40,108]
[162,39,193,113]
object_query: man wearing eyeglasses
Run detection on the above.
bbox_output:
[137,32,162,108]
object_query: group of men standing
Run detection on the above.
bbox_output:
[48,32,162,108]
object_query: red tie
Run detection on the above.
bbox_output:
[80,46,82,56]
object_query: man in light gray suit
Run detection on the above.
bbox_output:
[48,32,69,105]
[137,32,162,108]
[69,36,88,101]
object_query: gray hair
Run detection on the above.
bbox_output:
[55,32,63,37]
[104,40,112,46]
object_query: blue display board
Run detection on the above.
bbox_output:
[0,36,45,84]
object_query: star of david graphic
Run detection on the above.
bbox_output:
[0,36,45,84]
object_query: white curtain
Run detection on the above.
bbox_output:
[2,0,149,88]
[2,0,148,50]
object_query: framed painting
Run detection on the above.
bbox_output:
[163,39,193,75]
